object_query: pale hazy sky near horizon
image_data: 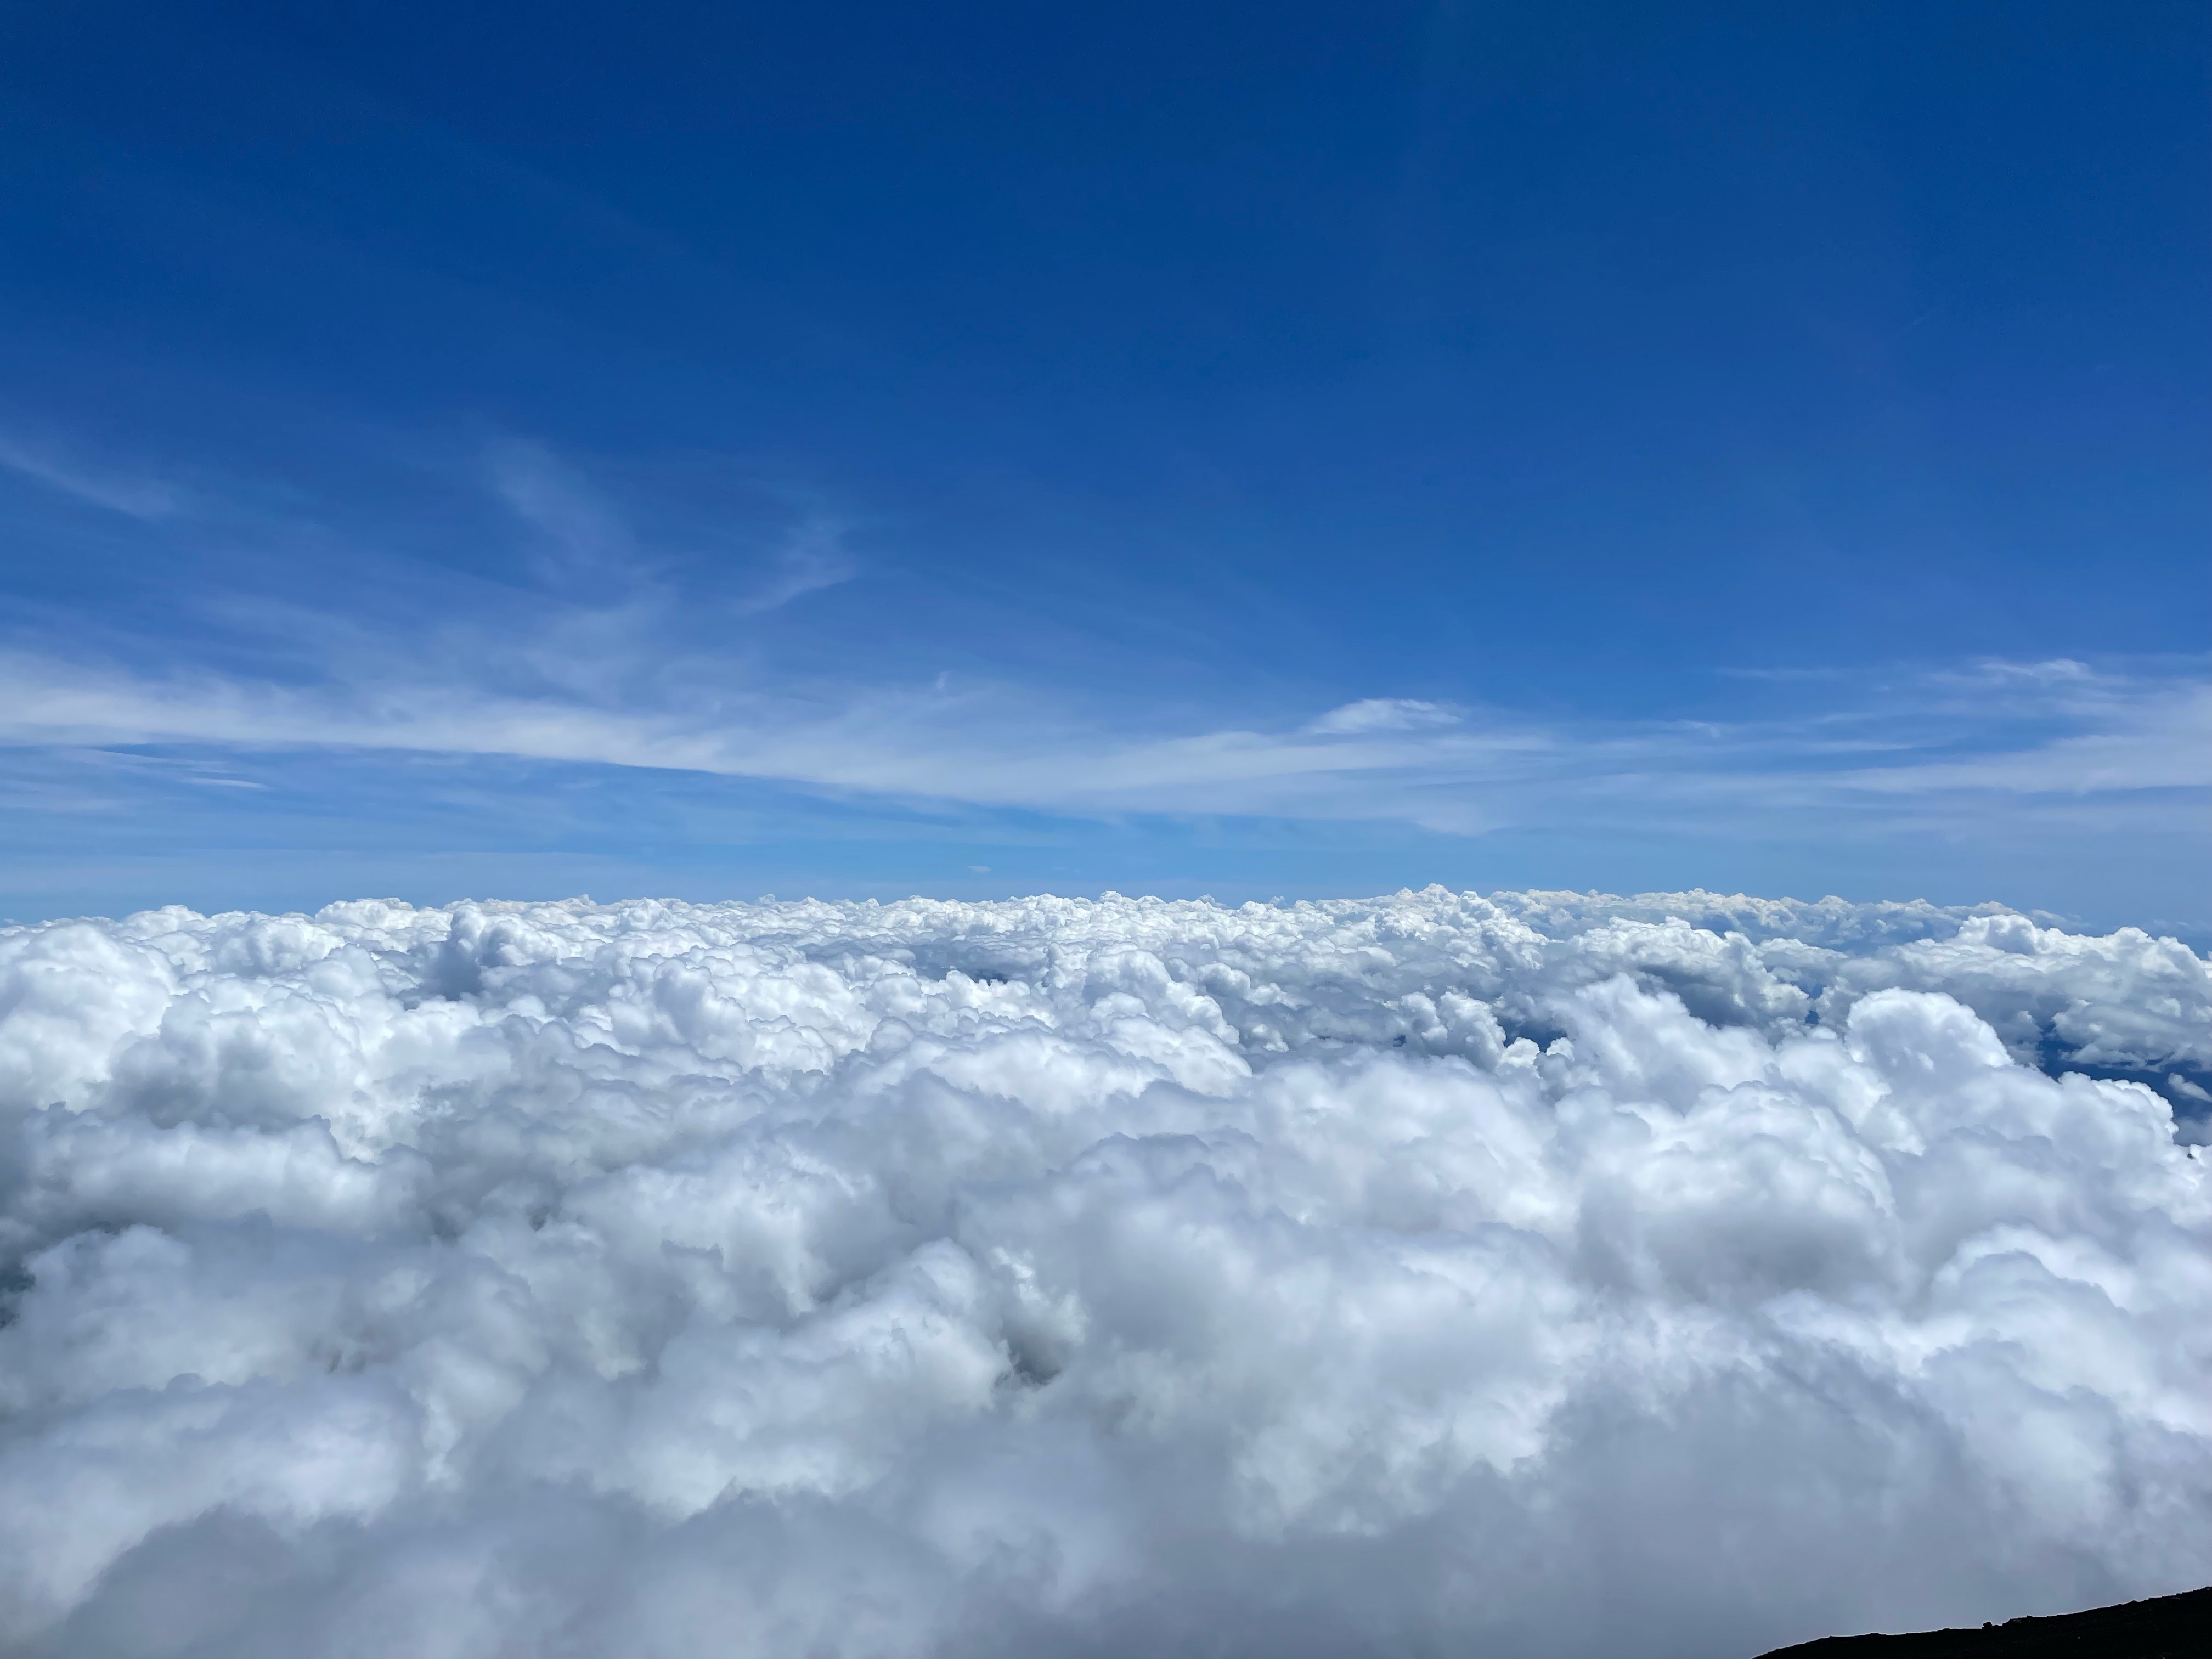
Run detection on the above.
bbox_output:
[1,1,2207,930]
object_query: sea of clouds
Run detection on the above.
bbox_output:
[0,888,2208,1658]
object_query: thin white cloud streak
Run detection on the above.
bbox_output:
[1304,697,1465,735]
[1835,681,2212,797]
[484,438,856,614]
[487,438,637,575]
[0,651,1547,822]
[0,646,2204,838]
[0,430,2196,834]
[0,436,183,520]
[730,514,860,615]
[0,414,2196,831]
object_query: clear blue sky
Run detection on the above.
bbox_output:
[1,1,2206,930]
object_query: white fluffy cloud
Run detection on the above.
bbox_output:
[0,888,2207,1657]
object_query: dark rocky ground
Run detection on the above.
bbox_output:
[1756,1586,2211,1658]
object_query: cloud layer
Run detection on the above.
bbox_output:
[0,888,2207,1656]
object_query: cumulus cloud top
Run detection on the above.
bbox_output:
[0,888,2207,1657]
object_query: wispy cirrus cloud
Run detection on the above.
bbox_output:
[731,513,859,616]
[0,433,185,520]
[0,634,2202,842]
[484,437,857,614]
[0,428,2200,900]
[1304,697,1465,735]
[487,438,637,577]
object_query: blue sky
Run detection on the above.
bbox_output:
[1,0,2206,930]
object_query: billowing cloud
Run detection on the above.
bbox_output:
[0,888,2206,1656]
